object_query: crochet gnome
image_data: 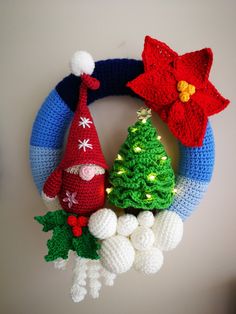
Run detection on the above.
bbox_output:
[42,51,108,216]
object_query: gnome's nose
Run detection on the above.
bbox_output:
[81,73,100,90]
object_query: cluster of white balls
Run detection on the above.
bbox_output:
[88,209,183,275]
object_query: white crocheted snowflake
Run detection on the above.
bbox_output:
[79,117,93,128]
[78,139,93,152]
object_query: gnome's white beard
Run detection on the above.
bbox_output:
[66,164,105,175]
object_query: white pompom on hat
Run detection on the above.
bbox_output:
[152,210,183,251]
[70,51,95,77]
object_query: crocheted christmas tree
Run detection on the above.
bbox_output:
[107,108,175,211]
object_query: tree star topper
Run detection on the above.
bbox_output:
[127,36,230,147]
[137,107,152,123]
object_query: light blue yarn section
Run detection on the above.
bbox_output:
[30,145,62,193]
[29,88,215,220]
[30,89,73,149]
[168,175,209,221]
[179,123,215,182]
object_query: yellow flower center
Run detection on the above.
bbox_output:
[177,80,196,103]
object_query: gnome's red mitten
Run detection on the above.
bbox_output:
[42,168,63,200]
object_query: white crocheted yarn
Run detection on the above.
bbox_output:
[70,51,95,76]
[137,211,155,228]
[152,210,183,251]
[117,214,138,236]
[100,235,135,274]
[130,226,155,251]
[134,247,164,275]
[41,191,62,210]
[88,208,117,240]
[54,258,68,270]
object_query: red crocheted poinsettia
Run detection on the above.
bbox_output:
[127,36,230,147]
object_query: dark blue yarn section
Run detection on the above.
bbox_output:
[56,59,144,111]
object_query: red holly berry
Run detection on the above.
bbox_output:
[78,216,89,227]
[72,226,82,237]
[67,215,77,227]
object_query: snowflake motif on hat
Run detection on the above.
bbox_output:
[63,191,79,209]
[78,139,93,152]
[79,117,93,128]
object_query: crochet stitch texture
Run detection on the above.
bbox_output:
[30,59,215,220]
[108,116,175,210]
[127,36,229,147]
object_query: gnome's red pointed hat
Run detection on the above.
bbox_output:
[59,51,108,171]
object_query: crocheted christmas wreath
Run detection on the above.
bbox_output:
[30,36,229,303]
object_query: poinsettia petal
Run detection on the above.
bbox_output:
[142,35,178,71]
[174,48,213,88]
[145,100,171,122]
[193,81,230,116]
[127,69,178,107]
[168,100,208,147]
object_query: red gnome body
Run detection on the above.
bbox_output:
[42,52,108,216]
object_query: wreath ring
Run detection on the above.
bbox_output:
[30,54,217,302]
[30,58,214,221]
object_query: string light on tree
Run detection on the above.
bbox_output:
[117,168,126,175]
[133,146,142,153]
[147,173,157,182]
[146,193,153,200]
[157,135,162,141]
[116,154,124,161]
[106,187,113,194]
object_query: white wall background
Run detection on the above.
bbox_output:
[1,1,236,314]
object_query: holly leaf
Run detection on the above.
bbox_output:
[72,227,101,260]
[34,210,68,232]
[45,225,73,262]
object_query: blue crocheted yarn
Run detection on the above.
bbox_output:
[30,89,73,149]
[30,145,62,192]
[30,58,215,220]
[179,123,215,182]
[168,175,209,220]
[56,59,144,112]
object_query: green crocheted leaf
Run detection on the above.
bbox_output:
[45,225,73,262]
[72,227,101,260]
[108,118,175,210]
[34,210,68,232]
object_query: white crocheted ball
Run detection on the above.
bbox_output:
[134,247,164,275]
[88,208,117,240]
[70,51,95,76]
[152,210,183,251]
[117,214,138,236]
[130,226,155,251]
[100,235,135,274]
[137,211,155,228]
